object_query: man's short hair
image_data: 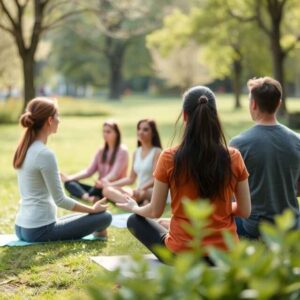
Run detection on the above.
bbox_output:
[247,77,282,114]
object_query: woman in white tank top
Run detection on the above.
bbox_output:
[103,119,162,204]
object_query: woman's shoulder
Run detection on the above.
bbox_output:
[35,144,56,165]
[160,147,177,159]
[135,146,142,154]
[153,146,162,154]
[228,147,244,165]
[228,146,242,158]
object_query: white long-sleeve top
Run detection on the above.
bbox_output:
[15,140,76,228]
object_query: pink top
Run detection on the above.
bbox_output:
[75,145,128,181]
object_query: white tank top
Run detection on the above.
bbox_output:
[133,147,158,188]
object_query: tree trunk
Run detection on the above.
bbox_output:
[232,57,242,109]
[268,0,287,114]
[105,37,127,100]
[270,36,286,114]
[108,61,123,100]
[21,52,36,112]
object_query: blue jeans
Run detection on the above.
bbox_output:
[15,212,112,242]
[235,217,259,240]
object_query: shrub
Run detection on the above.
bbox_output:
[85,201,300,300]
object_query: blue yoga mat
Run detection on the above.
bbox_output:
[0,233,106,247]
[0,213,131,247]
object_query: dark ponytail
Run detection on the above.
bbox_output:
[172,86,232,199]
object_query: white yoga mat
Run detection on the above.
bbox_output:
[90,254,163,278]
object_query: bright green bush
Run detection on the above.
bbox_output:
[85,201,300,300]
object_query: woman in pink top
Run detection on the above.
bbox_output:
[103,119,162,205]
[61,121,129,202]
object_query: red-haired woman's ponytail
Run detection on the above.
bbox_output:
[13,98,57,169]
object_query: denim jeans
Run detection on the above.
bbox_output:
[235,217,259,240]
[15,211,112,242]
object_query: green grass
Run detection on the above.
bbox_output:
[0,94,299,299]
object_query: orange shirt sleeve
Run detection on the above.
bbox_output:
[153,150,170,184]
[233,149,249,181]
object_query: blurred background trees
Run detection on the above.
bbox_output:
[0,0,299,113]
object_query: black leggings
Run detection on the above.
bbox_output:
[127,214,169,262]
[65,181,103,199]
[127,214,215,266]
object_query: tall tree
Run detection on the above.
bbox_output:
[87,0,172,100]
[0,30,22,97]
[50,13,153,98]
[147,6,271,109]
[226,0,300,113]
[0,0,82,111]
[189,2,271,109]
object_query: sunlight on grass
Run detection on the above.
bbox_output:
[0,94,299,299]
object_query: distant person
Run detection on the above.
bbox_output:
[118,86,251,262]
[13,97,112,242]
[103,119,162,205]
[230,77,300,239]
[61,121,128,203]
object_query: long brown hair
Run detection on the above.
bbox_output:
[137,119,162,148]
[13,97,57,169]
[172,86,232,199]
[101,121,121,166]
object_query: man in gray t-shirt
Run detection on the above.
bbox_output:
[230,77,300,238]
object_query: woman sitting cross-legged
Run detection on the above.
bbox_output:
[13,97,112,242]
[117,86,251,263]
[61,121,128,203]
[103,119,162,205]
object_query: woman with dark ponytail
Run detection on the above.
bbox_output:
[14,98,112,242]
[118,86,251,262]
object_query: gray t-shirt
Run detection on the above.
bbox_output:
[230,124,300,236]
[15,141,76,228]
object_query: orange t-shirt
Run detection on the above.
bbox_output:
[153,146,249,253]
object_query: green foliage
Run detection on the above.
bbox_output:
[85,202,300,300]
[147,1,272,82]
[147,9,192,56]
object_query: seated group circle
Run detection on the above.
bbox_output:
[13,78,300,263]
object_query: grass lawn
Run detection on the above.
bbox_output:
[0,94,299,299]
